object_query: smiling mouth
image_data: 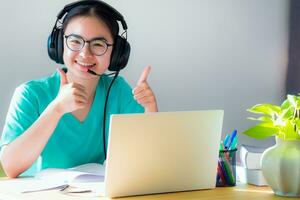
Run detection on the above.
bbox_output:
[75,60,96,69]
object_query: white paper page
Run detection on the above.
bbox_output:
[35,163,105,183]
[21,163,105,193]
[70,182,105,196]
[0,178,67,193]
[35,168,92,184]
[70,163,105,176]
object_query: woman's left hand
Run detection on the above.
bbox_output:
[133,66,158,112]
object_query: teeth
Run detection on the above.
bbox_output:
[76,61,95,67]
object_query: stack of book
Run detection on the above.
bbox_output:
[236,145,268,186]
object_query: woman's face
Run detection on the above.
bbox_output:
[63,16,114,80]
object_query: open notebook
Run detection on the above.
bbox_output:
[21,163,105,193]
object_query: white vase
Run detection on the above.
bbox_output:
[261,137,300,197]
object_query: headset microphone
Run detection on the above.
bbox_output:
[87,69,101,76]
[87,69,116,77]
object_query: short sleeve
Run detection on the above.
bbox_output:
[115,77,144,114]
[0,83,39,149]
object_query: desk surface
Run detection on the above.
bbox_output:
[0,178,291,200]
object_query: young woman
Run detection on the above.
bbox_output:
[0,0,157,178]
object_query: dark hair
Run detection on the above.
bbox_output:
[62,5,119,39]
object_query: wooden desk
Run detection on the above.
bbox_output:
[0,178,291,200]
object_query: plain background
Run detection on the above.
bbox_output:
[0,0,289,148]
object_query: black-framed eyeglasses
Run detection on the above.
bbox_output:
[64,34,113,56]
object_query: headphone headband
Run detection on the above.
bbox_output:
[57,0,127,31]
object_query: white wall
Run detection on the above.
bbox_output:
[0,0,289,147]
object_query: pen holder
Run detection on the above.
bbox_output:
[216,148,237,187]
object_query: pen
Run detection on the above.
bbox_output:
[223,134,230,149]
[59,184,70,191]
[219,141,225,151]
[22,184,70,193]
[67,190,92,193]
[221,157,234,185]
[218,158,230,185]
[227,130,237,148]
[217,160,226,184]
[229,135,238,150]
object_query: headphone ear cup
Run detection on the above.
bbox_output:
[56,30,64,64]
[108,36,130,71]
[47,29,58,62]
[47,28,64,64]
[119,39,130,69]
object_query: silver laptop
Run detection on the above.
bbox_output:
[104,110,224,197]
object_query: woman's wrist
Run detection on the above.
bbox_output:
[145,103,158,113]
[48,100,65,118]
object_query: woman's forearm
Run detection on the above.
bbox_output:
[0,101,63,178]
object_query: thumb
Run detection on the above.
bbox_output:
[137,66,151,85]
[57,68,68,86]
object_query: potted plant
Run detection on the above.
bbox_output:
[243,94,300,197]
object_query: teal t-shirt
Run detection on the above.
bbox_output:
[0,71,144,176]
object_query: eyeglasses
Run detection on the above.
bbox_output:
[64,34,113,56]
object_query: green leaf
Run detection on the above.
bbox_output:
[281,98,291,110]
[295,119,300,129]
[247,104,280,116]
[280,106,294,120]
[293,120,300,140]
[287,95,300,109]
[247,116,273,123]
[243,123,278,139]
[287,95,297,107]
[283,120,300,140]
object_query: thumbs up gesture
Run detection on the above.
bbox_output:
[53,68,88,115]
[133,66,158,112]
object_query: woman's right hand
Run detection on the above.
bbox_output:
[52,68,88,115]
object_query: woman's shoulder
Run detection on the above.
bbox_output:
[16,71,59,95]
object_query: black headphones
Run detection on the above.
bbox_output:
[47,0,130,72]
